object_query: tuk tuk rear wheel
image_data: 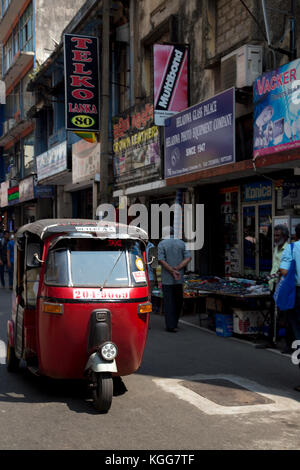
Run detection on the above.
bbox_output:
[92,372,113,412]
[6,342,19,372]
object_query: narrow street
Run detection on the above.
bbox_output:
[1,285,300,451]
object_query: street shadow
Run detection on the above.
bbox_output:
[0,362,128,414]
[136,313,300,405]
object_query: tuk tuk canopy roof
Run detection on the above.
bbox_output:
[16,219,148,242]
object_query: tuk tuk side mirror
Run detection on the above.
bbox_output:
[26,243,43,267]
[147,246,158,269]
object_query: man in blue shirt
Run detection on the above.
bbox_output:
[280,223,300,390]
[158,226,191,332]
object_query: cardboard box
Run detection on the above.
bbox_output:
[206,297,223,312]
[233,309,268,335]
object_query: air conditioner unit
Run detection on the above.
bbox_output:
[221,44,263,89]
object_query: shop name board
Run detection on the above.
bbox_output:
[72,140,100,184]
[0,181,9,208]
[164,88,235,178]
[8,186,19,204]
[113,103,161,187]
[243,182,272,202]
[64,34,100,132]
[253,58,300,157]
[19,176,35,203]
[36,141,68,182]
[154,44,189,126]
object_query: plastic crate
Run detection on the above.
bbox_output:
[215,313,233,337]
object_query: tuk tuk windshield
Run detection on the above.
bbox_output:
[45,238,147,287]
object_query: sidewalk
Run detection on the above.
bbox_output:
[158,309,293,359]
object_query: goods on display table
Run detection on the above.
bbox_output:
[151,273,272,338]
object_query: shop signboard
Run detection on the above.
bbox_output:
[34,185,54,199]
[64,34,100,133]
[36,141,68,182]
[0,181,9,207]
[281,181,300,207]
[72,139,100,184]
[242,181,272,202]
[112,102,161,187]
[153,44,189,126]
[164,88,235,178]
[253,58,300,157]
[8,185,19,205]
[19,176,35,203]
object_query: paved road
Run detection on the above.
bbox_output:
[1,285,300,450]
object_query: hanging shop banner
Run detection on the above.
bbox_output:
[112,102,161,187]
[19,176,35,203]
[72,139,100,184]
[154,44,189,126]
[253,58,300,157]
[164,87,235,178]
[8,185,19,205]
[0,181,9,207]
[64,34,100,132]
[36,141,68,182]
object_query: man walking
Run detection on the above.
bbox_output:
[268,225,292,350]
[158,226,191,332]
[280,223,300,391]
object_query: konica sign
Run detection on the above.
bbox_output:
[243,182,272,202]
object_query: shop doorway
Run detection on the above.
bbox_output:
[242,203,272,277]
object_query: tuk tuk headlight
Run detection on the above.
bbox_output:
[100,342,118,361]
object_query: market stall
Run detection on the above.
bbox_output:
[151,273,272,338]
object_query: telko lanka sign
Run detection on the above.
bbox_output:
[253,58,300,157]
[164,88,235,178]
[64,34,100,132]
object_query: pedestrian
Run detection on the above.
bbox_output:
[280,223,300,391]
[267,224,293,351]
[0,230,10,288]
[158,226,191,332]
[7,232,15,290]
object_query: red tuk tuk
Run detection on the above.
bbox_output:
[6,219,153,412]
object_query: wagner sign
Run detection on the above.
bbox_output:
[64,34,100,132]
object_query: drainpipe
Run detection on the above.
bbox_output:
[99,0,110,206]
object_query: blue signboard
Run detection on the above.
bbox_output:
[243,181,272,202]
[253,58,300,157]
[164,88,235,178]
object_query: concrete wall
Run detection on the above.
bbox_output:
[135,0,300,110]
[35,0,87,67]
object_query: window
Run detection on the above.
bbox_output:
[45,249,69,285]
[44,239,147,287]
[20,2,33,52]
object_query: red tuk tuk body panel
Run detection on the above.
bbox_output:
[37,285,149,379]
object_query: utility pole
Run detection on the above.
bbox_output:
[99,0,110,207]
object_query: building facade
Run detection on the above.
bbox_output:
[2,0,300,281]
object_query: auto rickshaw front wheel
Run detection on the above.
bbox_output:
[6,342,20,373]
[92,372,113,412]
